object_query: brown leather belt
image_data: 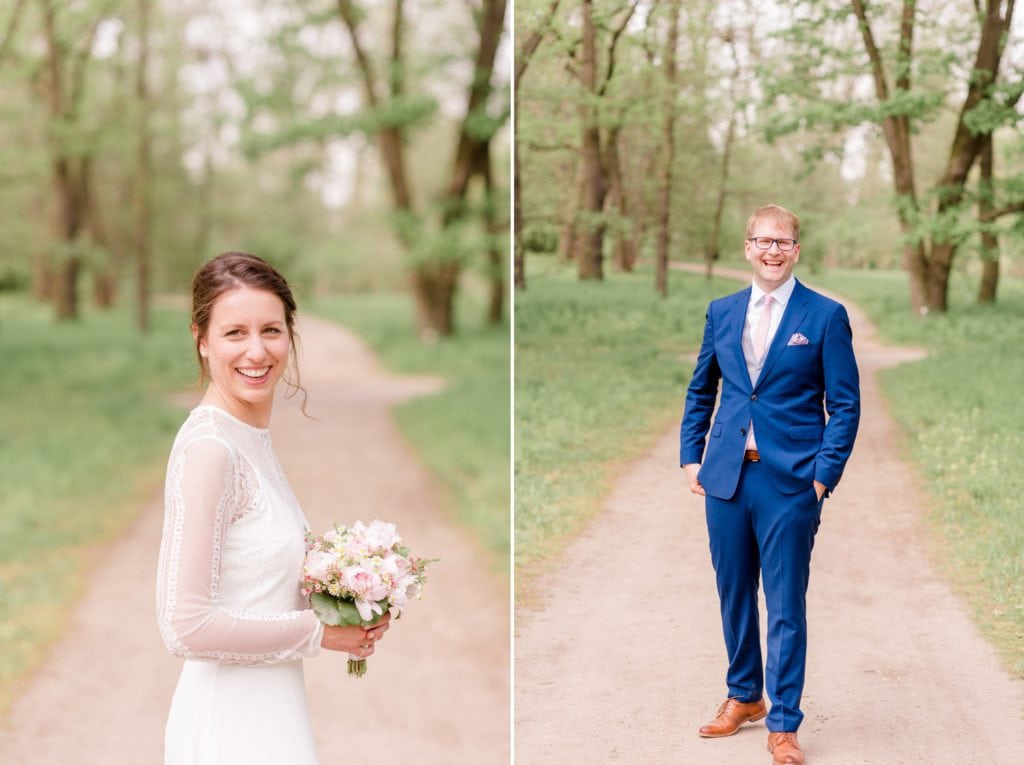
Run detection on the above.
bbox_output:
[744,449,761,462]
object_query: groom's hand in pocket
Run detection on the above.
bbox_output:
[683,464,705,497]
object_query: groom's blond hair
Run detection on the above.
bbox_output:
[746,204,800,241]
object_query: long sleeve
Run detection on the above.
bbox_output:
[815,303,861,489]
[157,435,323,665]
[680,303,722,466]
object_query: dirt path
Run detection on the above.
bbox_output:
[0,315,509,763]
[515,264,1024,764]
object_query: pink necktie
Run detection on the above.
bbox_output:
[754,295,774,361]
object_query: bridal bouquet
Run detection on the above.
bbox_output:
[301,520,430,677]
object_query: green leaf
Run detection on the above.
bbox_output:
[334,599,365,626]
[310,592,345,626]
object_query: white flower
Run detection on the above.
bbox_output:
[304,551,337,582]
[364,520,401,551]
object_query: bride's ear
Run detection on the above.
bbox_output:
[191,324,206,358]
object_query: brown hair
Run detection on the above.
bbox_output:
[745,204,801,241]
[190,251,307,412]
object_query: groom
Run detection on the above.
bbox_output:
[679,204,860,765]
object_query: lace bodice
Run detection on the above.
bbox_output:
[156,405,323,665]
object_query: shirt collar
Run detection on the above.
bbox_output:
[750,276,796,309]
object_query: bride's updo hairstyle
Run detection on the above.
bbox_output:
[190,251,307,409]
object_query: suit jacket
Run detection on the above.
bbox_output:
[679,279,860,500]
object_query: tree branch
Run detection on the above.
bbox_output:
[597,0,639,97]
[850,0,891,102]
[0,0,28,64]
[337,0,382,108]
[68,15,103,121]
[979,199,1024,220]
[390,0,404,99]
[515,0,561,91]
[895,0,914,93]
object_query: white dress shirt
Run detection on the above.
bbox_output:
[743,276,796,450]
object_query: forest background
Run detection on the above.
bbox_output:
[0,0,510,712]
[515,0,1024,678]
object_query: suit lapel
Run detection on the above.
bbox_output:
[725,288,752,393]
[755,280,810,389]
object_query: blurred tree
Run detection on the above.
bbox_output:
[242,0,509,338]
[134,0,153,331]
[37,0,106,319]
[654,0,679,297]
[573,0,637,280]
[514,0,563,290]
[763,0,1023,314]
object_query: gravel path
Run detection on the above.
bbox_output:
[0,314,509,763]
[514,264,1024,764]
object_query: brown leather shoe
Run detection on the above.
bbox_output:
[767,731,804,764]
[698,697,767,737]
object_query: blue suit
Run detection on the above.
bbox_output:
[680,279,860,731]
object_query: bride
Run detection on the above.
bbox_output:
[156,252,390,764]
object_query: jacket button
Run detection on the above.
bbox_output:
[740,428,746,435]
[750,394,758,401]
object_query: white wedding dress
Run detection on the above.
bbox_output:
[157,405,325,765]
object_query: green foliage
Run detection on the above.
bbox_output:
[311,287,509,571]
[514,258,738,581]
[0,296,192,710]
[811,269,1024,677]
[241,95,439,159]
[521,222,559,254]
[309,593,377,626]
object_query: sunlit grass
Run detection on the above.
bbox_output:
[0,295,193,711]
[513,257,738,599]
[311,286,510,572]
[810,268,1024,678]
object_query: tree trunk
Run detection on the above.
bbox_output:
[33,252,54,302]
[655,0,681,298]
[79,156,118,309]
[558,161,583,262]
[978,257,999,303]
[513,0,563,290]
[513,103,525,289]
[43,0,84,321]
[410,262,459,340]
[577,0,605,280]
[483,143,504,324]
[54,255,81,320]
[977,134,999,304]
[52,155,84,320]
[705,109,735,279]
[606,126,635,272]
[134,0,153,332]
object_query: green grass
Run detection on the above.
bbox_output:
[311,288,510,572]
[514,258,738,593]
[809,268,1024,678]
[0,295,193,711]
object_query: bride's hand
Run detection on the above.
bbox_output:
[320,611,392,656]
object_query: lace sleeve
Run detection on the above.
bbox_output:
[156,436,323,665]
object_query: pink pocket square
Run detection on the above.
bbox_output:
[787,333,810,346]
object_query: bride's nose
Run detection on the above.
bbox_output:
[244,335,269,361]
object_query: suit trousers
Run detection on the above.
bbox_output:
[704,459,822,732]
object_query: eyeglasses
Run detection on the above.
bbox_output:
[747,237,798,251]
